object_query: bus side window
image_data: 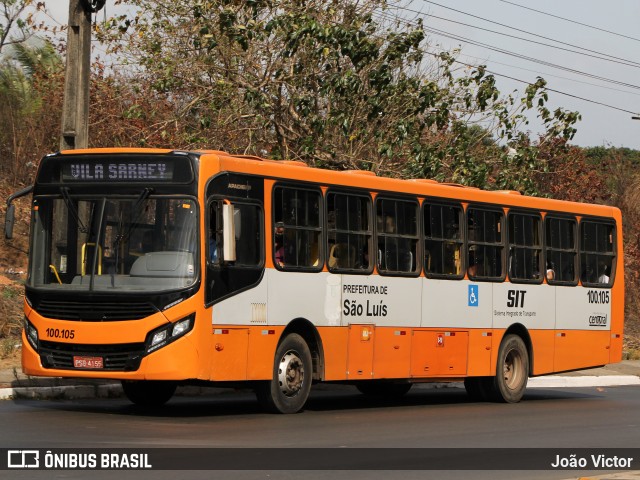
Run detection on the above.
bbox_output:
[327,191,372,273]
[508,212,542,283]
[233,204,262,266]
[273,185,322,270]
[466,207,504,280]
[423,202,463,278]
[376,197,419,275]
[546,216,578,285]
[208,202,220,263]
[580,220,615,287]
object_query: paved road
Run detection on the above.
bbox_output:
[0,383,639,480]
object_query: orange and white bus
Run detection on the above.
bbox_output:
[5,148,623,413]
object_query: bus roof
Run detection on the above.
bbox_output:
[55,147,620,219]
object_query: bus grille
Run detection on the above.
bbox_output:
[39,341,145,371]
[36,300,157,321]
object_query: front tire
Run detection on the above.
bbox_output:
[255,333,313,414]
[121,380,177,407]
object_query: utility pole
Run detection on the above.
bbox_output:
[60,0,105,150]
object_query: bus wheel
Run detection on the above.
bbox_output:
[356,381,412,398]
[255,333,312,414]
[491,334,529,403]
[121,380,177,407]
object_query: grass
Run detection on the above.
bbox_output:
[0,337,20,360]
[0,283,24,339]
[623,348,640,360]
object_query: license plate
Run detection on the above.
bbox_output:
[73,356,104,369]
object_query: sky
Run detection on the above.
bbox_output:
[44,0,640,150]
[405,0,640,150]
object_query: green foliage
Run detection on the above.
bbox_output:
[95,0,581,194]
[0,37,63,184]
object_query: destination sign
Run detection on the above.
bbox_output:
[61,161,174,182]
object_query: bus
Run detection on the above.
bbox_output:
[5,148,623,413]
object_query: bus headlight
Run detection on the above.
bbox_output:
[24,318,38,351]
[145,314,194,354]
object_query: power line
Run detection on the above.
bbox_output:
[441,53,640,115]
[413,10,640,68]
[498,0,640,43]
[370,9,640,115]
[422,25,640,91]
[457,52,640,97]
[414,0,640,68]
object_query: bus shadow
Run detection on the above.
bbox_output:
[11,384,602,418]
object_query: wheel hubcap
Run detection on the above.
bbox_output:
[278,351,304,397]
[503,348,523,390]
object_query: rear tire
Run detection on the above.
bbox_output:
[255,333,313,414]
[121,380,177,407]
[489,334,529,403]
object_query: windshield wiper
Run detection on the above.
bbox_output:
[60,187,87,233]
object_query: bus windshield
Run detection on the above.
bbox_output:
[28,193,198,292]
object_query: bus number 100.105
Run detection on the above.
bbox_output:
[45,328,75,339]
[587,290,610,304]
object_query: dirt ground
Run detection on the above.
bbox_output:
[0,180,30,371]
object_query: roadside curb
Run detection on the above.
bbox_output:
[0,383,122,401]
[527,375,640,388]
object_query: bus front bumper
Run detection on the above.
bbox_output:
[21,329,200,381]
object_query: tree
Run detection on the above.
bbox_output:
[0,38,63,184]
[97,0,580,194]
[0,0,38,55]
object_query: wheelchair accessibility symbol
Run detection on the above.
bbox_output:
[468,285,479,307]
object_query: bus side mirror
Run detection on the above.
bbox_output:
[5,185,33,240]
[222,203,236,262]
[4,204,15,240]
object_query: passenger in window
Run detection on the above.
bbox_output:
[468,249,483,277]
[275,222,285,267]
[359,247,370,269]
[581,263,595,284]
[546,262,556,282]
[598,265,610,284]
[385,216,396,233]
